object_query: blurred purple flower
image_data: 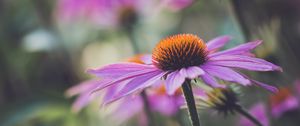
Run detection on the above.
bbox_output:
[55,0,193,28]
[239,103,269,126]
[269,87,299,118]
[88,34,282,103]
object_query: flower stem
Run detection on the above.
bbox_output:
[235,105,263,126]
[181,79,201,126]
[141,91,156,126]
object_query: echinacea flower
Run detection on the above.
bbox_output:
[239,103,269,126]
[55,0,193,29]
[67,54,184,125]
[269,87,299,118]
[88,34,282,102]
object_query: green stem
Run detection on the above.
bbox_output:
[181,79,201,126]
[235,105,263,126]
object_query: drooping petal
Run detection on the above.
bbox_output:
[200,73,226,88]
[71,92,94,113]
[91,67,159,93]
[209,55,282,71]
[201,64,250,85]
[165,71,186,95]
[66,79,101,97]
[87,63,155,78]
[180,66,205,79]
[209,40,262,57]
[250,79,278,93]
[206,35,231,52]
[105,71,164,104]
[239,103,269,126]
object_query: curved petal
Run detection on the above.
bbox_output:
[200,73,226,88]
[165,71,186,95]
[201,65,250,85]
[209,55,282,71]
[206,35,231,52]
[209,40,262,57]
[91,68,160,93]
[250,79,279,93]
[104,71,164,104]
[66,79,102,97]
[87,63,155,78]
[71,92,93,113]
[238,72,278,93]
[180,66,205,79]
[208,55,282,72]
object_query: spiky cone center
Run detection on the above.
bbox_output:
[204,88,240,115]
[152,34,208,71]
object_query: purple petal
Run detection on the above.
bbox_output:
[201,65,250,85]
[239,103,269,126]
[200,73,226,88]
[91,67,159,93]
[66,79,101,97]
[87,63,156,78]
[66,79,112,113]
[71,92,93,113]
[180,66,205,79]
[206,35,231,52]
[165,71,186,95]
[105,71,164,104]
[250,79,279,93]
[209,40,262,57]
[208,55,282,72]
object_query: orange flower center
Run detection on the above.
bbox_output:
[152,34,208,71]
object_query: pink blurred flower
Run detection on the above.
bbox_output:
[55,0,193,28]
[269,87,299,118]
[239,103,269,126]
[88,34,282,103]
